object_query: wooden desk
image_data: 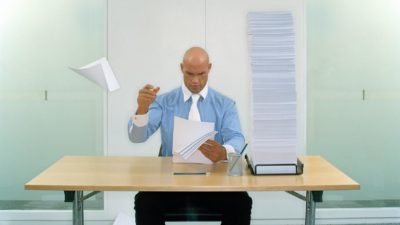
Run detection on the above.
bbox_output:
[25,156,359,225]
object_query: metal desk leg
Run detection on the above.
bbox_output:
[305,191,316,225]
[73,191,84,225]
[68,191,101,225]
[287,191,322,225]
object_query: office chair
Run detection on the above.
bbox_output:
[159,147,223,222]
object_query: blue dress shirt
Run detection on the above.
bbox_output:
[128,85,245,156]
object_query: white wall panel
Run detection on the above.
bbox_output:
[106,0,205,222]
[107,0,306,223]
[108,0,205,157]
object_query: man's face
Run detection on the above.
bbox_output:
[181,61,211,94]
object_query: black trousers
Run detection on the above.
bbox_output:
[134,192,252,225]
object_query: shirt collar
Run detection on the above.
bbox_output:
[182,83,209,102]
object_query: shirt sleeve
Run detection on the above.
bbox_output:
[130,113,149,128]
[128,99,163,143]
[220,101,246,153]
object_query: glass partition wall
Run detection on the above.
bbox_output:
[0,0,106,210]
[307,0,400,207]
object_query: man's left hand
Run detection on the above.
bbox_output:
[198,139,227,162]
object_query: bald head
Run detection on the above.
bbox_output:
[182,47,210,65]
[181,47,212,94]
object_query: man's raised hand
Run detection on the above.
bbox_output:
[136,84,160,114]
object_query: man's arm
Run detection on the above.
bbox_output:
[128,114,150,143]
[128,84,161,143]
[219,101,245,151]
[198,101,245,162]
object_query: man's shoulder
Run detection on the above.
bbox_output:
[158,87,181,97]
[155,87,181,104]
[208,88,235,106]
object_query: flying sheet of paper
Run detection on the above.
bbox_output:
[172,116,216,164]
[70,57,120,92]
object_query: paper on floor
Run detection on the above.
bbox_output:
[113,212,135,225]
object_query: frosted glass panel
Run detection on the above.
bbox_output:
[307,0,400,206]
[0,0,105,209]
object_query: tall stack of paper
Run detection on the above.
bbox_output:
[247,11,298,174]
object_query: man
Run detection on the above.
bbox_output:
[128,47,252,225]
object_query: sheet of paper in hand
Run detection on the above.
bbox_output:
[173,116,217,164]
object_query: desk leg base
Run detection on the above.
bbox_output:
[73,191,84,225]
[287,191,323,225]
[305,191,316,225]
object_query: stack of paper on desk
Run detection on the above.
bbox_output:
[70,57,120,92]
[247,11,299,174]
[173,116,217,164]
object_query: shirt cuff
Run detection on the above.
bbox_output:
[223,144,235,154]
[222,144,236,162]
[131,113,149,127]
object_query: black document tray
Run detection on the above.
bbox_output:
[245,154,304,175]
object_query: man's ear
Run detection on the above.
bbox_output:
[208,63,212,70]
[180,63,184,72]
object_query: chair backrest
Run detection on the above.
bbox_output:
[158,146,163,157]
[164,207,223,221]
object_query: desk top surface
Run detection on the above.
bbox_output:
[25,156,360,192]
